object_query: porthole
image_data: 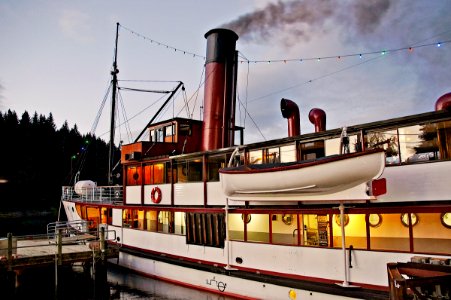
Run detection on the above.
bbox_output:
[401,213,419,227]
[441,212,451,229]
[241,214,251,224]
[368,214,382,228]
[235,257,243,264]
[335,214,349,226]
[282,214,293,225]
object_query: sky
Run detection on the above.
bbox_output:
[1,0,451,145]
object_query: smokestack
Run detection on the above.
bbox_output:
[201,28,239,151]
[435,92,451,111]
[280,98,300,137]
[308,108,326,132]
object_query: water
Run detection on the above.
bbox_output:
[108,265,237,300]
[9,262,237,299]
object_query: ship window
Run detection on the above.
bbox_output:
[280,144,297,162]
[302,141,326,160]
[369,213,410,252]
[399,124,440,163]
[164,124,176,143]
[401,213,418,227]
[266,148,280,163]
[249,150,263,164]
[100,207,112,225]
[207,155,226,182]
[179,123,191,136]
[436,120,451,160]
[302,214,330,247]
[145,210,158,232]
[333,214,366,249]
[271,213,299,246]
[324,135,358,157]
[368,214,382,228]
[158,210,174,233]
[441,212,451,229]
[413,213,451,254]
[247,214,269,243]
[75,204,86,220]
[228,213,244,241]
[126,165,142,186]
[137,210,145,230]
[144,163,168,185]
[174,212,186,235]
[156,128,164,142]
[366,129,399,164]
[86,207,100,230]
[175,158,202,182]
[186,213,225,247]
[122,209,139,229]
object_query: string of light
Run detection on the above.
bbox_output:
[239,40,450,64]
[120,24,449,65]
[119,24,206,60]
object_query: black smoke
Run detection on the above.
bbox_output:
[221,0,391,42]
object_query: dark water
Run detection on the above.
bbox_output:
[1,214,237,300]
[9,264,236,300]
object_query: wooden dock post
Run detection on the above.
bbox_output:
[1,233,17,298]
[94,226,109,299]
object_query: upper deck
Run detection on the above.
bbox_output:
[63,109,451,206]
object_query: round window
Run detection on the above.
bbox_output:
[335,214,349,226]
[440,212,451,229]
[401,213,419,227]
[368,214,382,228]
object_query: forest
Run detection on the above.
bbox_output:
[0,110,121,211]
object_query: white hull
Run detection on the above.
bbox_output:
[115,251,354,300]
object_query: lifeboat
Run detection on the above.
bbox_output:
[219,149,386,201]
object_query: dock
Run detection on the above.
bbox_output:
[0,220,118,298]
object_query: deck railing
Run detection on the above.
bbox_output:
[61,185,123,203]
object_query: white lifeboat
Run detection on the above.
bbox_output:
[74,180,97,196]
[219,149,386,202]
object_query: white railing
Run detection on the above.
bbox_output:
[61,185,123,203]
[47,220,90,238]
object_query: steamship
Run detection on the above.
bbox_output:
[61,28,451,299]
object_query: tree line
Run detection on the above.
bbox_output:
[0,110,120,211]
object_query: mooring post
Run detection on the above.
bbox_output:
[7,232,13,271]
[100,226,106,254]
[3,233,16,298]
[94,226,108,299]
[57,229,62,265]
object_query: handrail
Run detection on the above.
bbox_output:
[61,185,123,203]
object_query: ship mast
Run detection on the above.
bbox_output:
[108,22,120,185]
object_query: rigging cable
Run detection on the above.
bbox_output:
[117,89,134,143]
[175,66,206,119]
[69,81,112,185]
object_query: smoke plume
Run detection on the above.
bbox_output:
[221,0,391,42]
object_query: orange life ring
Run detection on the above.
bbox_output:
[151,187,162,203]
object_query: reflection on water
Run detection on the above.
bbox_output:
[108,265,236,300]
[10,262,237,299]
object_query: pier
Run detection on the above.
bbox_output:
[0,220,119,298]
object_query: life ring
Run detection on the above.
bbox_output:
[151,187,162,203]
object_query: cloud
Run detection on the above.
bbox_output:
[58,9,93,43]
